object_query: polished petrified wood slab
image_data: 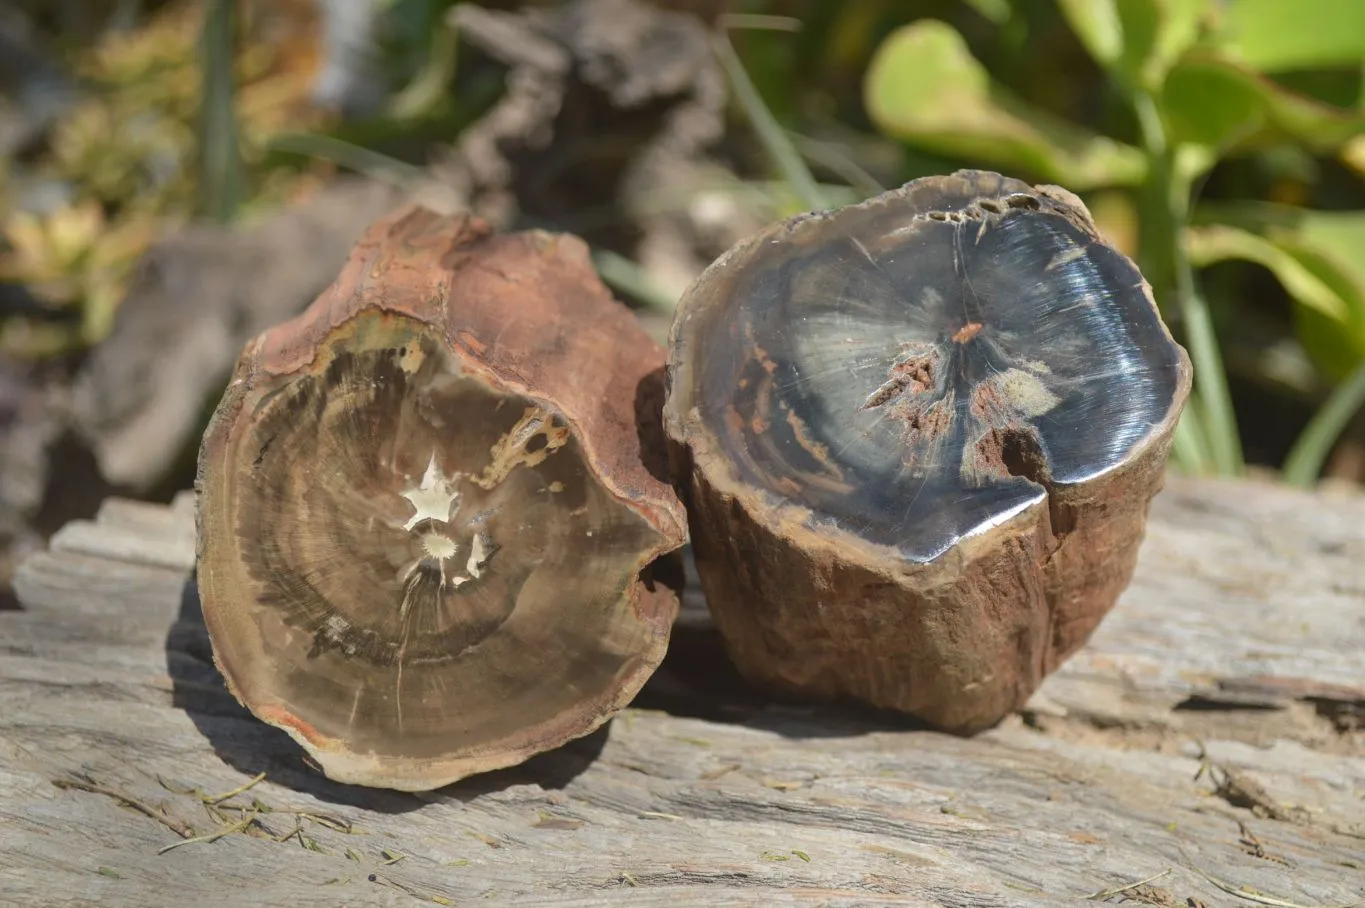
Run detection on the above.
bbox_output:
[663,171,1193,733]
[2,476,1363,906]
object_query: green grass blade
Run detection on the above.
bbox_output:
[1177,278,1244,475]
[591,249,677,313]
[267,133,427,186]
[389,14,459,120]
[1133,89,1243,475]
[788,132,886,199]
[198,0,242,223]
[713,33,827,212]
[1172,405,1214,474]
[1282,358,1365,486]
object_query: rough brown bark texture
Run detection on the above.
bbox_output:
[195,206,686,790]
[680,432,1176,733]
[2,477,1363,906]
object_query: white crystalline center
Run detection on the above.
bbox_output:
[401,453,461,530]
[398,453,492,596]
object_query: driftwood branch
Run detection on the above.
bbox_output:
[2,477,1363,906]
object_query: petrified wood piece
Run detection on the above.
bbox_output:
[196,207,686,791]
[663,169,1192,733]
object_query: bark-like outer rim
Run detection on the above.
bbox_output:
[663,169,1194,587]
[196,206,687,791]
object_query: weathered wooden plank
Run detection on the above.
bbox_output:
[1,476,1363,908]
[46,492,197,574]
[1031,478,1365,748]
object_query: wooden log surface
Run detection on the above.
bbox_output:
[1,477,1362,907]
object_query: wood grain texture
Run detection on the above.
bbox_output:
[2,477,1363,907]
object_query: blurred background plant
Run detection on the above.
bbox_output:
[0,0,339,353]
[3,0,1365,489]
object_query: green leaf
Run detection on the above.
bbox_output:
[1219,0,1365,72]
[1164,55,1365,154]
[1057,0,1209,86]
[1149,0,1209,78]
[1186,215,1365,378]
[1161,58,1266,152]
[1184,224,1349,322]
[1283,245,1365,379]
[1259,75,1365,151]
[1115,0,1160,80]
[961,0,1011,24]
[863,20,1145,188]
[1294,211,1365,297]
[1056,0,1124,67]
[1195,201,1365,302]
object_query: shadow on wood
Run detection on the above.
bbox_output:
[167,575,611,807]
[636,619,938,740]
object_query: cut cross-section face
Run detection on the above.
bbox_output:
[198,208,685,790]
[689,172,1186,561]
[204,312,664,778]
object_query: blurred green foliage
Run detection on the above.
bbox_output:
[744,0,1365,483]
[0,0,337,351]
[3,0,1365,485]
[856,0,1365,483]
